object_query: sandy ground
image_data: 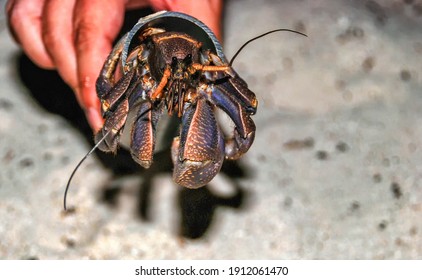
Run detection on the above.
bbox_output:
[0,0,421,259]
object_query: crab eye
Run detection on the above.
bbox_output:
[171,56,178,67]
[184,54,192,64]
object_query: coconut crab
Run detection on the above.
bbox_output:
[64,11,306,209]
[95,11,256,189]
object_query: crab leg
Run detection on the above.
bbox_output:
[95,98,129,153]
[150,67,171,100]
[190,63,230,72]
[209,77,257,160]
[96,34,128,98]
[130,101,163,168]
[100,69,135,116]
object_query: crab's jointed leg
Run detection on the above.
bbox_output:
[130,101,163,168]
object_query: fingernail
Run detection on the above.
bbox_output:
[87,107,104,132]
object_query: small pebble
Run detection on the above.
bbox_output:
[373,173,382,183]
[391,182,402,199]
[378,220,388,231]
[19,158,34,168]
[336,141,349,152]
[316,150,328,160]
[400,70,411,81]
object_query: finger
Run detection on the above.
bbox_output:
[125,0,149,9]
[73,0,126,131]
[42,0,78,90]
[6,0,55,69]
[148,0,223,40]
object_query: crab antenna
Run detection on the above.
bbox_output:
[63,130,112,211]
[229,29,308,67]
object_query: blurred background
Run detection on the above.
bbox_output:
[0,0,421,259]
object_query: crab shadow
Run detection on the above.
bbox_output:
[101,150,248,239]
[15,9,251,240]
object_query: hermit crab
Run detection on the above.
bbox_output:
[96,11,256,186]
[64,11,306,209]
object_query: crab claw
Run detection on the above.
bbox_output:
[210,76,257,160]
[172,98,224,188]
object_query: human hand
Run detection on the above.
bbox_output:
[6,0,222,131]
